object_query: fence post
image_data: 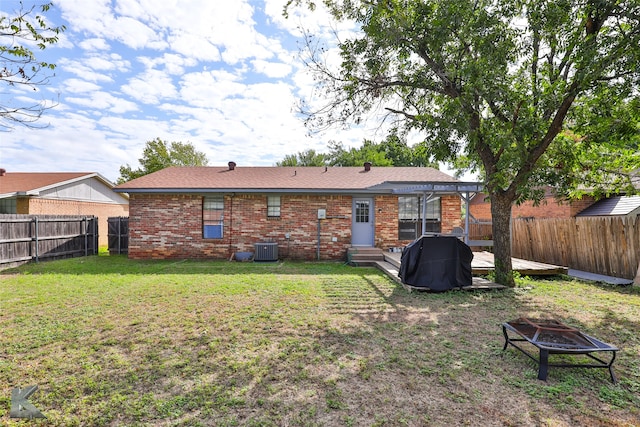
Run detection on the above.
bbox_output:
[634,259,640,287]
[34,217,39,263]
[84,217,88,257]
[118,217,122,254]
[95,217,98,254]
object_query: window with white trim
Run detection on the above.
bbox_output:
[203,196,224,239]
[267,195,281,218]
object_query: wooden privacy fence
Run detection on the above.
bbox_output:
[511,216,640,280]
[0,215,98,269]
[108,216,129,255]
[468,221,493,241]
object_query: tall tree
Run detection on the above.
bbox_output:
[287,0,640,286]
[277,133,440,167]
[326,140,394,166]
[118,138,209,183]
[0,2,65,130]
[276,149,328,166]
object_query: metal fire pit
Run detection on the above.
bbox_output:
[502,318,618,383]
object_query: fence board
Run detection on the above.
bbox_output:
[511,217,640,280]
[0,215,98,269]
[108,217,129,254]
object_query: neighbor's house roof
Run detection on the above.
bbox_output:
[0,171,127,199]
[576,196,640,217]
[114,165,480,194]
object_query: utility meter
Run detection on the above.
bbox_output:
[317,209,327,219]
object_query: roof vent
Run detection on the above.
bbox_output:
[228,161,236,171]
[364,162,372,172]
[0,168,5,176]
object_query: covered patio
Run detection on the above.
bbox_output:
[391,182,493,248]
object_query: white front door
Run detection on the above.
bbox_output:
[352,198,374,246]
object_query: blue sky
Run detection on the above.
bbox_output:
[1,0,470,183]
[0,0,373,182]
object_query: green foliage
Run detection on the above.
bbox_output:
[0,2,66,129]
[277,132,439,167]
[326,140,393,166]
[276,149,328,166]
[117,137,209,183]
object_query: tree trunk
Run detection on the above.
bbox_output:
[490,192,515,287]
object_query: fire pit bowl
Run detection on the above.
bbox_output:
[502,317,618,383]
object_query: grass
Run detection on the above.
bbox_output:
[1,255,639,426]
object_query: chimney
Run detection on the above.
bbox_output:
[363,162,372,172]
[228,161,236,171]
[0,168,6,176]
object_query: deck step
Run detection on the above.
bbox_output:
[347,247,385,266]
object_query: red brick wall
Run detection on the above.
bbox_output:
[374,195,398,248]
[569,195,596,216]
[21,197,129,247]
[469,194,492,221]
[128,193,463,260]
[227,194,353,260]
[128,194,354,261]
[441,195,462,233]
[128,194,205,259]
[469,193,597,220]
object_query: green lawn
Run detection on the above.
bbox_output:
[1,255,639,426]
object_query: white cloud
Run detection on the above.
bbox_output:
[1,0,386,182]
[251,59,292,78]
[78,38,110,51]
[121,69,179,105]
[138,54,197,75]
[167,31,222,62]
[84,55,123,72]
[65,91,138,114]
[62,78,103,94]
[57,57,126,83]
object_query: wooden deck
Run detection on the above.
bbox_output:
[470,251,568,276]
[383,250,568,276]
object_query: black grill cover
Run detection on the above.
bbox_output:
[398,236,473,291]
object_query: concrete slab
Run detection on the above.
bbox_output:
[568,269,633,286]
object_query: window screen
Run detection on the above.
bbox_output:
[0,197,17,214]
[203,196,224,238]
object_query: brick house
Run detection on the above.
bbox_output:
[114,163,477,261]
[0,170,129,247]
[468,188,597,221]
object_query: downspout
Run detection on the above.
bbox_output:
[317,218,321,260]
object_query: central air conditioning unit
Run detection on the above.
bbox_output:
[254,242,278,262]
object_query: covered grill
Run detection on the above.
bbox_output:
[398,236,473,291]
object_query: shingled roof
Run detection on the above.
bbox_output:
[577,196,640,217]
[114,164,463,194]
[0,171,114,196]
